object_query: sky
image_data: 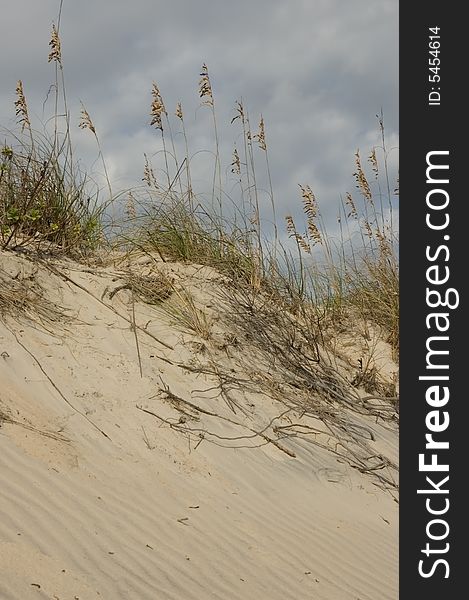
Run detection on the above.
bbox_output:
[1,0,398,240]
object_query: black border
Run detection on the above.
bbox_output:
[400,3,466,595]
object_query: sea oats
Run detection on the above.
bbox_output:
[150,83,166,131]
[126,192,137,220]
[353,150,372,201]
[298,185,322,245]
[363,219,374,239]
[249,211,260,228]
[307,221,322,246]
[175,102,184,120]
[286,215,311,253]
[14,80,30,131]
[368,148,379,179]
[79,104,96,134]
[48,24,62,64]
[231,147,241,175]
[231,100,245,125]
[143,153,158,188]
[198,64,213,106]
[345,192,358,220]
[253,116,267,151]
[299,185,317,220]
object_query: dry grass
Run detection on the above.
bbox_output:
[0,267,65,325]
[163,288,212,340]
[110,270,174,305]
[345,255,399,356]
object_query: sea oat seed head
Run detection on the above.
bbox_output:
[345,192,358,220]
[298,185,322,245]
[285,215,295,233]
[150,83,166,131]
[299,184,317,214]
[14,80,30,131]
[79,104,96,134]
[175,102,184,120]
[143,153,158,188]
[253,116,267,151]
[48,24,62,64]
[285,215,311,253]
[231,147,241,175]
[307,222,322,246]
[353,150,372,201]
[126,192,137,220]
[364,219,373,239]
[368,148,379,179]
[231,100,245,125]
[199,64,213,106]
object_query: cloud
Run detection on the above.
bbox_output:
[1,0,398,233]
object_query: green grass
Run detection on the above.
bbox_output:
[1,135,104,255]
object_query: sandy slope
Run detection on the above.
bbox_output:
[0,250,398,600]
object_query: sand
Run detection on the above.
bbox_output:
[0,249,398,599]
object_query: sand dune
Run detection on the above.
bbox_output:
[0,250,398,599]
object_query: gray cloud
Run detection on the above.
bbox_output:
[1,0,398,235]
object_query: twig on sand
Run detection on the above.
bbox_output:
[40,261,174,354]
[0,411,70,442]
[130,287,144,377]
[137,383,296,458]
[5,324,111,440]
[141,425,153,450]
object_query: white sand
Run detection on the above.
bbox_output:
[0,250,398,599]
